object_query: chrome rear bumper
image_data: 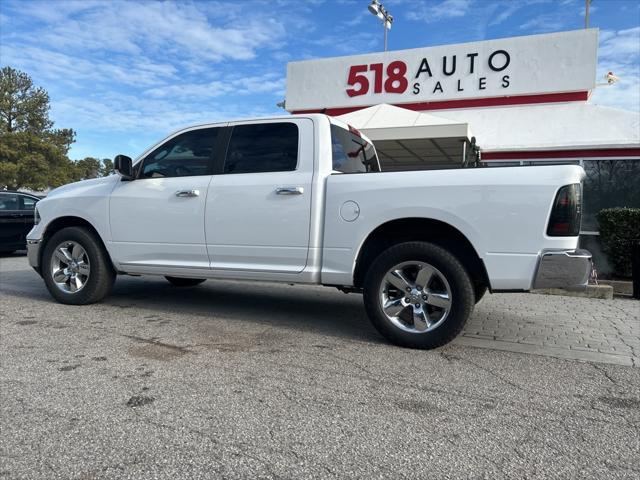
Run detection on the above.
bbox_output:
[533,249,592,290]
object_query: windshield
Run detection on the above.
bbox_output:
[331,124,380,173]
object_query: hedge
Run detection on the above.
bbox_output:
[596,208,640,278]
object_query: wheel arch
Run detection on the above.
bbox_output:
[39,216,113,271]
[353,217,491,293]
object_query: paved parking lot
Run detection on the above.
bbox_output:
[1,253,639,479]
[464,292,638,367]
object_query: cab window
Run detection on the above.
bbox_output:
[223,123,298,174]
[331,124,380,173]
[140,127,221,178]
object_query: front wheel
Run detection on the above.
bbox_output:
[165,276,206,287]
[474,284,488,304]
[363,241,474,349]
[42,227,115,305]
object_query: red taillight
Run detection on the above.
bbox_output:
[547,184,582,236]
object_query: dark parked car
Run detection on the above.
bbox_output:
[0,191,41,254]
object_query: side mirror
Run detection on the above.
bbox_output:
[114,155,134,180]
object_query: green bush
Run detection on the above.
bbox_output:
[596,208,640,278]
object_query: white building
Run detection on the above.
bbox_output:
[284,29,640,273]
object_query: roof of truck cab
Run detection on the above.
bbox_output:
[134,114,378,163]
[170,114,375,145]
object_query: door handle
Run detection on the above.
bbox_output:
[175,189,200,198]
[276,186,304,195]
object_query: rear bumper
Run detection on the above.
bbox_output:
[27,239,41,273]
[533,249,592,290]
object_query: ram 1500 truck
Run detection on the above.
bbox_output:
[26,114,591,349]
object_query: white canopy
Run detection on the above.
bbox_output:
[337,104,474,170]
[432,102,640,153]
[336,103,472,141]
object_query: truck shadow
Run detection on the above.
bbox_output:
[1,267,383,345]
[110,277,383,345]
[0,250,27,258]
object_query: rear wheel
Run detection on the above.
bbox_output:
[42,227,115,305]
[165,276,206,287]
[363,241,474,349]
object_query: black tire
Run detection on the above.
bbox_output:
[363,241,474,349]
[42,227,115,305]
[165,276,206,287]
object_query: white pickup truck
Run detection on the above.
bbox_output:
[27,114,591,349]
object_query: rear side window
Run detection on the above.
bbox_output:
[141,127,220,178]
[21,195,38,210]
[331,124,380,173]
[224,123,298,174]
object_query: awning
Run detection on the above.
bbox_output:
[336,103,474,171]
[431,102,640,155]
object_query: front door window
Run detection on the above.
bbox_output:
[140,128,221,178]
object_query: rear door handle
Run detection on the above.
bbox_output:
[175,189,200,198]
[276,186,304,195]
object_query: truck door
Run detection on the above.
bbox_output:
[109,126,224,270]
[205,118,314,274]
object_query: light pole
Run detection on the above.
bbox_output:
[368,0,393,52]
[585,0,591,28]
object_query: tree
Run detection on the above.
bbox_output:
[74,157,102,180]
[71,157,115,181]
[101,158,114,176]
[0,67,52,133]
[0,131,77,190]
[0,66,77,190]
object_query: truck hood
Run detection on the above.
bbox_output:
[46,174,119,198]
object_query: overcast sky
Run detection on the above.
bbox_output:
[1,0,638,160]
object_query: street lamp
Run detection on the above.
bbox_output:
[367,0,393,52]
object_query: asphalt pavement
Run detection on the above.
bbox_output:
[1,253,639,479]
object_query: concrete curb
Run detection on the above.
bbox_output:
[599,280,633,297]
[454,336,637,367]
[531,284,613,299]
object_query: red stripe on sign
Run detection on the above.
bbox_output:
[290,91,590,115]
[482,148,640,160]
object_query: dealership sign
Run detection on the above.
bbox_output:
[286,29,598,112]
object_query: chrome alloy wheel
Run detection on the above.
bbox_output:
[50,241,90,293]
[379,261,452,333]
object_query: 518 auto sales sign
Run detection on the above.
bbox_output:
[285,29,597,112]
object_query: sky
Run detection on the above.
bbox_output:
[1,0,639,161]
